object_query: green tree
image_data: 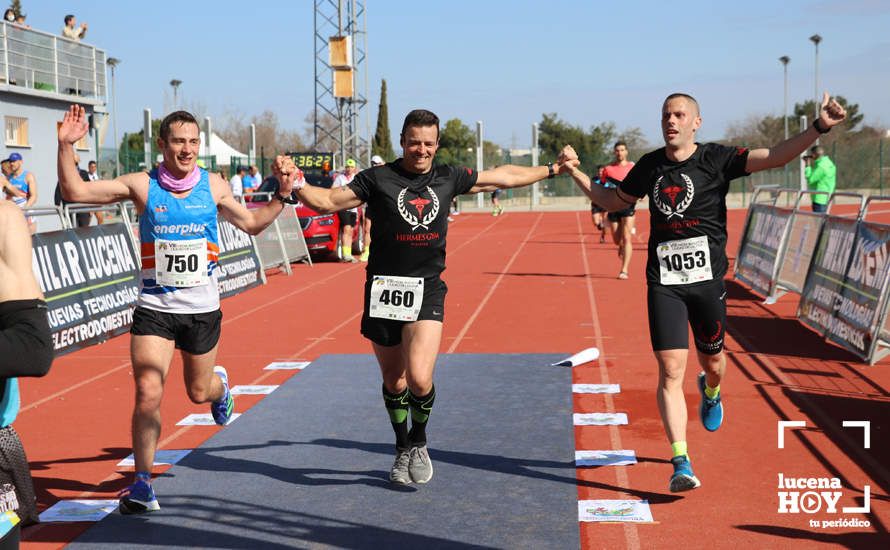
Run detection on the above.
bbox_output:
[11,0,23,17]
[437,118,475,166]
[538,113,616,168]
[120,119,162,171]
[372,79,395,161]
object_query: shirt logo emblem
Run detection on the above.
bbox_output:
[397,187,440,231]
[653,173,694,220]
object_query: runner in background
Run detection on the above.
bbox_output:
[602,142,636,279]
[589,165,607,243]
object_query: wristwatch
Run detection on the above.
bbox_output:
[273,192,297,204]
[547,162,555,179]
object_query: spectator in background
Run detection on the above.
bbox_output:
[0,163,24,205]
[53,153,92,227]
[333,158,359,262]
[62,14,87,41]
[87,160,105,225]
[3,9,14,23]
[4,153,36,234]
[14,14,28,28]
[229,165,245,200]
[360,155,386,262]
[242,165,259,200]
[804,145,836,213]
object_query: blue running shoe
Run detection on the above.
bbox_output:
[669,455,701,492]
[211,366,234,425]
[698,372,723,432]
[118,480,160,514]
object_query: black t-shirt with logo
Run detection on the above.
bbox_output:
[348,160,477,282]
[619,143,749,286]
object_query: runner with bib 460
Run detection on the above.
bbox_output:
[274,109,578,486]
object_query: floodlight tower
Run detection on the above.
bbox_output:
[313,0,370,168]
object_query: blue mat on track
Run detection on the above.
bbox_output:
[68,353,578,549]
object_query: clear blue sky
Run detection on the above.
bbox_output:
[23,0,890,151]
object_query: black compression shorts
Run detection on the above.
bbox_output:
[591,202,606,214]
[130,307,222,355]
[361,278,446,347]
[647,278,726,355]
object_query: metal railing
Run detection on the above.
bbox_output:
[0,22,106,101]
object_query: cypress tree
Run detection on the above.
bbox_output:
[372,79,395,160]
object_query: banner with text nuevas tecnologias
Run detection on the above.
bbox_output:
[32,224,139,355]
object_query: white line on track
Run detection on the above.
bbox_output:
[576,211,640,550]
[446,213,543,352]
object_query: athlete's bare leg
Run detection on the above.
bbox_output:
[655,348,688,445]
[182,343,224,404]
[374,320,442,396]
[130,335,175,474]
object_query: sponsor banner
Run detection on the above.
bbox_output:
[32,224,140,356]
[777,211,824,294]
[829,221,890,358]
[736,204,792,297]
[799,216,858,338]
[216,219,263,299]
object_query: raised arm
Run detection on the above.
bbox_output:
[274,155,363,213]
[560,145,635,211]
[57,105,137,204]
[745,92,846,173]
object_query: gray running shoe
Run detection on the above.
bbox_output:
[408,445,433,484]
[389,447,412,485]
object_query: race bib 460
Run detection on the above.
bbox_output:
[369,275,424,322]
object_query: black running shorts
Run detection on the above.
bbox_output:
[130,306,222,355]
[338,210,358,227]
[607,205,636,222]
[361,278,446,347]
[591,202,606,214]
[647,278,726,355]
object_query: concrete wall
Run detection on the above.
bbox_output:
[0,92,97,232]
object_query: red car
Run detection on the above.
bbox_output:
[295,175,363,260]
[285,152,363,260]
